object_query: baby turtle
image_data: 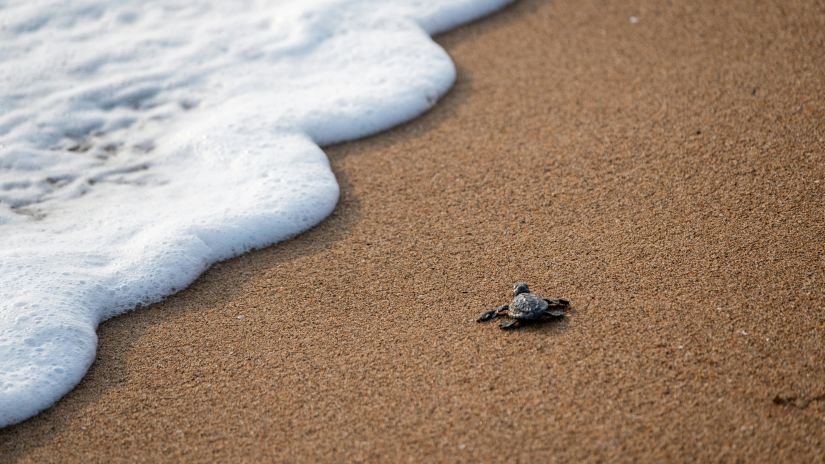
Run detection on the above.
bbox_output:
[477,282,570,330]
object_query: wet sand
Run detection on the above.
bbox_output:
[2,0,825,461]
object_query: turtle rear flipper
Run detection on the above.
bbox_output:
[542,299,568,318]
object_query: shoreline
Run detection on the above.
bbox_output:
[3,0,825,461]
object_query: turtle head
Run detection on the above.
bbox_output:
[513,282,530,296]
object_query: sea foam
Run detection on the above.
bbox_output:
[0,0,510,426]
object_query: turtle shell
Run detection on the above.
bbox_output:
[509,293,549,320]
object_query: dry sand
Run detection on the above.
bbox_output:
[2,0,825,461]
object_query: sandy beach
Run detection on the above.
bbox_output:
[2,0,824,461]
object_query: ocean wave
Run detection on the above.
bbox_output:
[0,0,510,426]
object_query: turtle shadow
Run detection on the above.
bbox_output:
[485,314,572,335]
[511,316,571,335]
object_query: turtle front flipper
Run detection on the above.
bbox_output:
[477,304,508,322]
[499,319,520,330]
